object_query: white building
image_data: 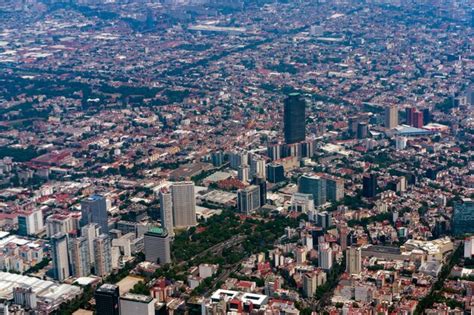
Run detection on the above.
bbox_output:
[120,293,155,315]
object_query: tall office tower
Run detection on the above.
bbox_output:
[346,246,362,275]
[291,193,315,213]
[356,122,368,139]
[249,157,266,180]
[405,107,414,125]
[318,243,333,270]
[412,111,424,128]
[159,190,174,237]
[251,176,267,207]
[81,195,109,234]
[81,223,101,265]
[284,93,306,144]
[362,173,377,198]
[95,284,120,315]
[93,234,112,277]
[237,165,250,183]
[237,185,261,215]
[144,227,171,265]
[171,182,197,228]
[298,175,327,206]
[452,198,474,236]
[120,293,155,315]
[324,175,344,202]
[69,236,90,277]
[422,108,431,125]
[51,233,70,281]
[18,209,44,236]
[267,163,285,183]
[384,105,398,129]
[211,151,224,167]
[348,116,362,136]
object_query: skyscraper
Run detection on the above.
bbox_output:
[81,195,109,234]
[384,105,398,129]
[51,233,70,281]
[237,165,250,183]
[144,227,171,265]
[171,182,197,228]
[251,176,267,207]
[452,198,474,236]
[267,163,285,183]
[346,246,362,275]
[324,175,344,202]
[237,185,261,215]
[81,223,101,265]
[93,234,112,277]
[95,284,120,315]
[318,242,333,270]
[69,236,90,278]
[405,107,414,125]
[284,93,306,144]
[422,108,431,125]
[362,173,377,198]
[249,156,266,180]
[159,190,174,237]
[298,175,326,206]
[412,111,424,128]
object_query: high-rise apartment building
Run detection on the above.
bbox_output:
[284,93,306,144]
[237,185,261,215]
[298,175,326,206]
[159,190,174,237]
[302,270,327,298]
[81,223,101,265]
[51,233,70,281]
[346,246,362,275]
[81,195,109,234]
[384,105,398,129]
[46,214,74,238]
[171,182,197,228]
[249,156,266,180]
[93,234,112,277]
[95,284,120,315]
[69,236,90,278]
[318,243,333,270]
[144,227,171,265]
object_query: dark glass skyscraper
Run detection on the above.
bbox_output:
[95,284,120,315]
[284,93,306,144]
[362,174,377,198]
